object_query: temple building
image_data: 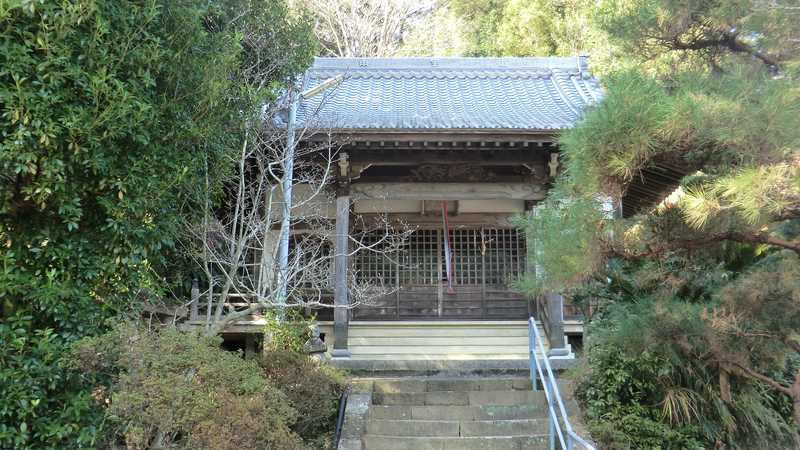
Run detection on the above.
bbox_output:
[191,56,606,369]
[298,57,602,368]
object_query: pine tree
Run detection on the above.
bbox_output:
[516,0,800,447]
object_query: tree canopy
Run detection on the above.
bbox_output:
[0,1,314,447]
[508,0,800,447]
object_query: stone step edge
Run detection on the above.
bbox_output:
[373,389,542,397]
[368,404,556,421]
[368,407,578,419]
[362,433,550,439]
[366,380,533,393]
[331,357,577,373]
[366,418,549,424]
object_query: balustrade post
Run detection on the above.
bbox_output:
[545,292,570,357]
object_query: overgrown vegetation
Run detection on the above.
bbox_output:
[511,1,800,448]
[71,323,346,449]
[0,1,314,448]
[261,314,348,448]
[72,324,301,449]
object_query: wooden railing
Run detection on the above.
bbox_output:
[351,283,529,320]
[187,281,335,323]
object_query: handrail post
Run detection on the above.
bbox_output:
[529,321,539,391]
[546,378,556,450]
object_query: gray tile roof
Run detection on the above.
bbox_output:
[293,57,602,132]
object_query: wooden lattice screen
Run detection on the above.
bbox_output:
[352,228,529,320]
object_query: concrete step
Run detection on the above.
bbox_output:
[366,418,549,437]
[344,356,536,362]
[349,336,529,346]
[371,377,532,394]
[361,435,549,450]
[346,321,532,338]
[333,321,548,363]
[369,403,549,421]
[372,390,543,406]
[348,345,532,355]
[366,419,459,437]
[461,419,549,437]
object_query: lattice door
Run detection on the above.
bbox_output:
[353,228,527,320]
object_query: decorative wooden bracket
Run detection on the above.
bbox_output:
[338,152,349,178]
[548,153,560,178]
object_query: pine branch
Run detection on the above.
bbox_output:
[609,231,800,259]
[729,232,800,253]
[784,337,800,354]
[729,361,793,396]
[667,30,782,70]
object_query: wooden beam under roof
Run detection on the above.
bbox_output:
[347,149,549,166]
[355,212,517,227]
[351,182,546,201]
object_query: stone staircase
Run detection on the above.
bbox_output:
[340,377,577,450]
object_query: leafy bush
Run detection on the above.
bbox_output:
[574,340,705,449]
[0,317,104,448]
[0,1,314,447]
[261,312,348,447]
[261,349,347,447]
[575,298,799,449]
[72,324,302,449]
[263,309,318,353]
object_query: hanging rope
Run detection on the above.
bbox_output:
[441,201,455,294]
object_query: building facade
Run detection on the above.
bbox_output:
[292,57,603,362]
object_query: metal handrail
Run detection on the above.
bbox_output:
[331,385,350,450]
[529,318,596,450]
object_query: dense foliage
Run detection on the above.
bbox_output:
[70,322,347,449]
[400,0,612,69]
[0,1,314,448]
[261,350,347,447]
[508,1,800,448]
[72,324,302,449]
[261,314,348,448]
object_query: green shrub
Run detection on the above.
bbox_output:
[0,1,315,448]
[261,311,348,447]
[261,349,347,447]
[0,317,104,448]
[72,324,302,449]
[575,299,798,449]
[574,340,705,450]
[263,309,317,353]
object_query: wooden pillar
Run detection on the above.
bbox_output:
[332,190,351,358]
[523,203,536,318]
[545,292,568,356]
